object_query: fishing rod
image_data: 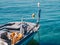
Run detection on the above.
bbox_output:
[28,2,41,42]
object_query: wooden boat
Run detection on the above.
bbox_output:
[0,2,41,45]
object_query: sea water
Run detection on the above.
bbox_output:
[0,0,60,45]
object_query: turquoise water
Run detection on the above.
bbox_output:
[0,0,60,45]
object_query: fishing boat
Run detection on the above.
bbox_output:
[0,2,41,45]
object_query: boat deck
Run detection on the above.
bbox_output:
[0,22,40,45]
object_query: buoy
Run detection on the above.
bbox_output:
[32,13,35,19]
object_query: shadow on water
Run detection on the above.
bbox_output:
[27,39,39,45]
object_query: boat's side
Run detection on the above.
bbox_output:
[15,31,38,45]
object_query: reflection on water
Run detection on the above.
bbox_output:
[28,39,39,45]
